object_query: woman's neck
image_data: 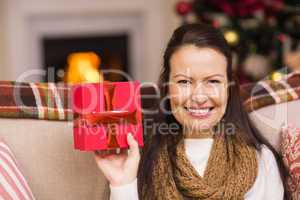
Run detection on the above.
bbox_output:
[183,128,214,139]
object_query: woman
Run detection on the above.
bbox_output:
[95,23,287,200]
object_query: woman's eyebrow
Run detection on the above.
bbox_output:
[173,73,192,78]
[205,74,225,79]
[173,74,225,79]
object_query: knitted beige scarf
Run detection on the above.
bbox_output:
[142,133,258,200]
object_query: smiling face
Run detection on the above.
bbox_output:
[169,45,228,137]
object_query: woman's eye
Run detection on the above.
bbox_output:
[177,80,191,85]
[208,79,221,84]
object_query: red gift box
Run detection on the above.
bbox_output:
[71,81,144,151]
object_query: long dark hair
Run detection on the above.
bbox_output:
[138,23,289,199]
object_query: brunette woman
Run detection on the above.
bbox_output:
[95,23,287,200]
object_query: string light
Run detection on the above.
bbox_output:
[224,30,239,46]
[271,72,283,81]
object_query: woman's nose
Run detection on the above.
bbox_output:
[190,83,208,103]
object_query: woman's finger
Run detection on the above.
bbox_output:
[127,133,140,159]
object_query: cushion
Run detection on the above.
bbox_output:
[249,99,300,151]
[242,68,300,152]
[0,81,71,120]
[242,71,300,112]
[0,118,110,200]
[281,125,300,200]
[0,139,35,199]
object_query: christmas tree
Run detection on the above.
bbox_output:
[175,0,300,83]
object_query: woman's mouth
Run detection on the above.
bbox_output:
[184,107,214,119]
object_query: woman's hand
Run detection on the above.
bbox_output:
[94,133,140,187]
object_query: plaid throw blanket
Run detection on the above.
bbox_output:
[0,81,72,121]
[242,71,300,112]
[0,72,299,121]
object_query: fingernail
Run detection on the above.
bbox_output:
[127,133,132,138]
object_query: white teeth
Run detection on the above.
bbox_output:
[187,108,210,114]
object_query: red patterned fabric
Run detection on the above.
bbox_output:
[281,125,300,200]
[0,81,72,121]
[0,139,35,200]
[242,71,300,112]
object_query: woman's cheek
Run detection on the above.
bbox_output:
[169,85,191,105]
[212,85,228,114]
[169,85,180,114]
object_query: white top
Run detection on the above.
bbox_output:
[109,138,284,200]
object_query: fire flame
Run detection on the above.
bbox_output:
[65,52,104,83]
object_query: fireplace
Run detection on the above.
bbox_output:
[2,1,166,82]
[42,33,130,82]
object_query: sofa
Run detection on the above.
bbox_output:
[0,118,109,200]
[0,73,299,199]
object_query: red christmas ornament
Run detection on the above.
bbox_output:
[212,20,220,28]
[176,1,192,16]
[277,34,287,43]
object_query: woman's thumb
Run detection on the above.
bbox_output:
[127,133,140,158]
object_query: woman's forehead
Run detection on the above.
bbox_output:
[170,45,227,78]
